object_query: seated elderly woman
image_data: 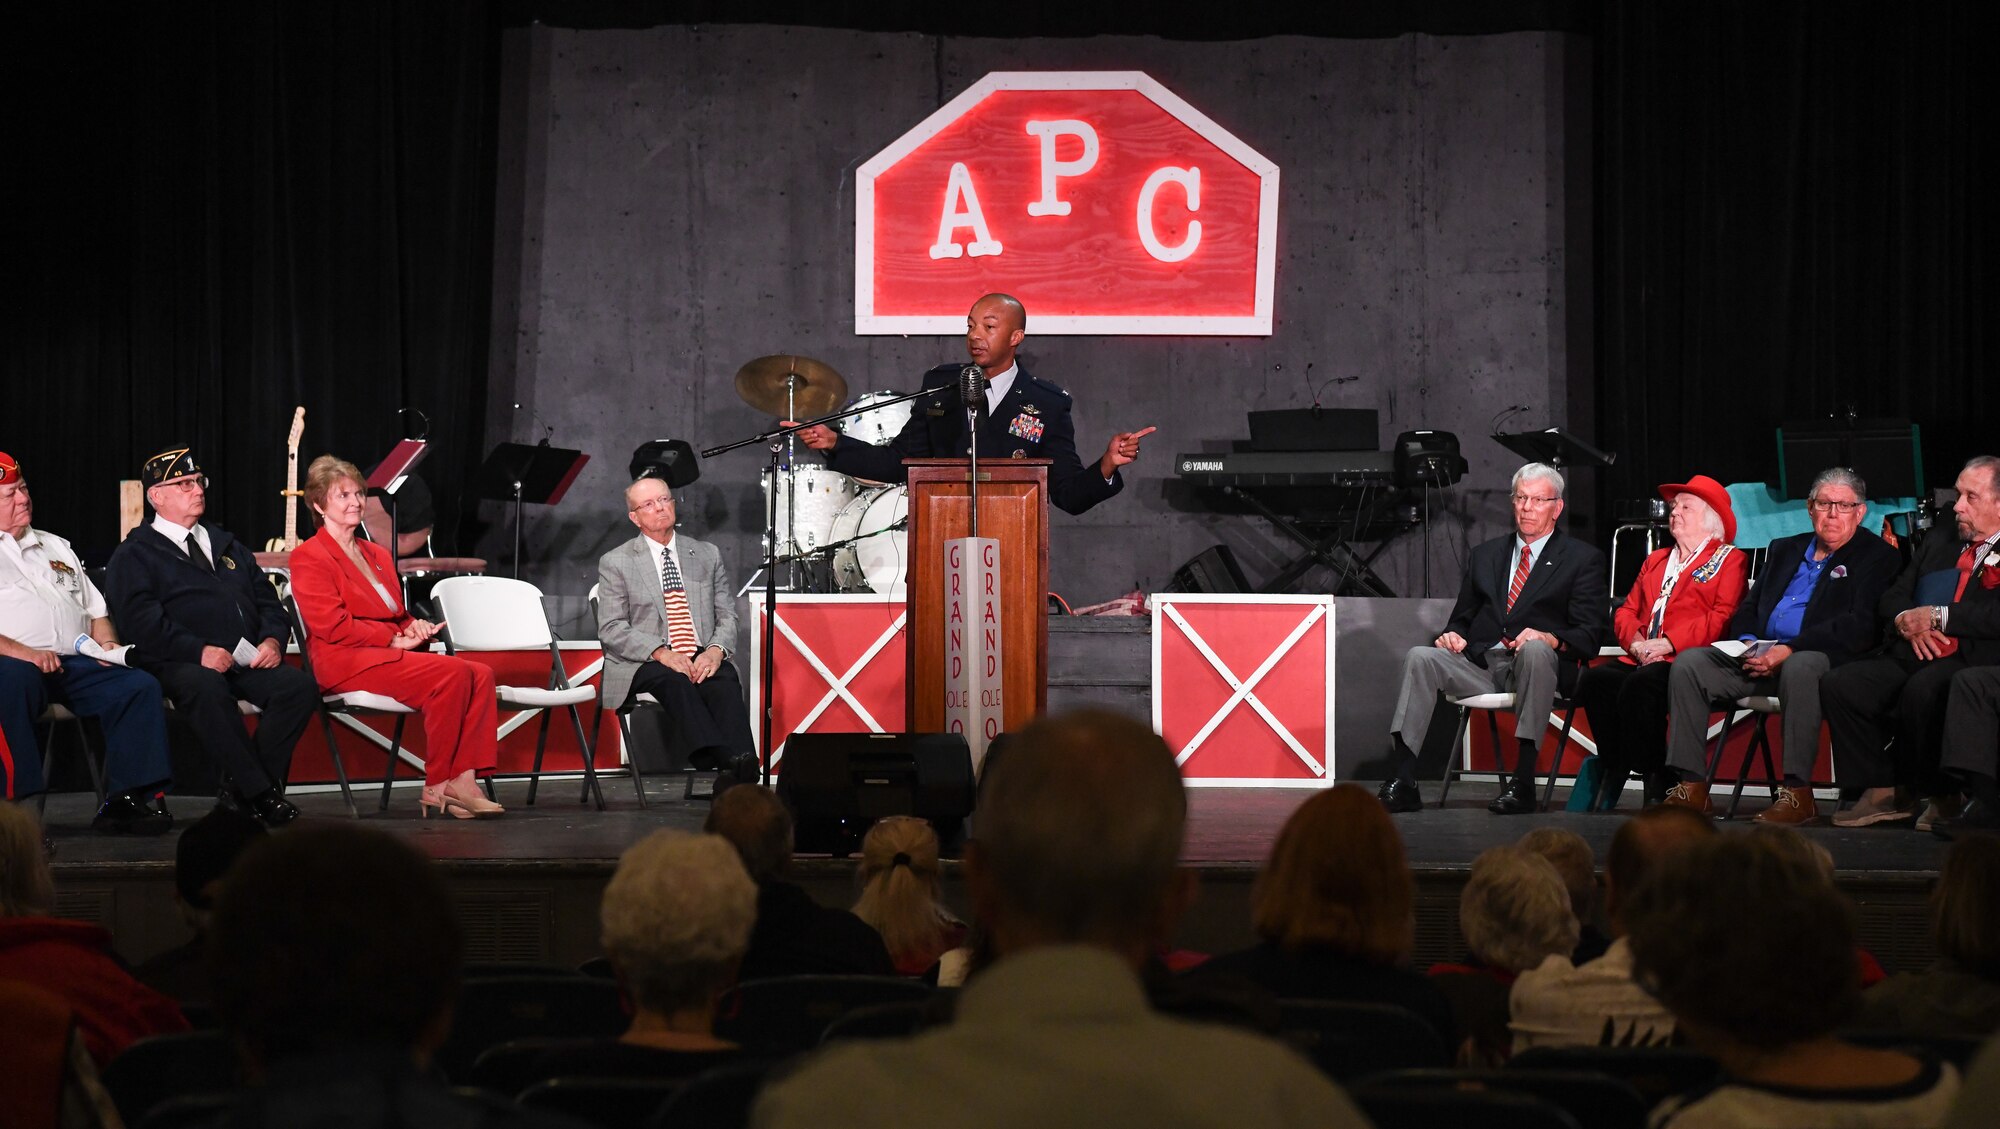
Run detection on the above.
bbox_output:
[852,816,967,977]
[1853,834,2000,1037]
[1184,783,1454,1043]
[1574,475,1747,809]
[288,455,502,819]
[525,829,757,1082]
[1628,833,1959,1127]
[1428,845,1579,1065]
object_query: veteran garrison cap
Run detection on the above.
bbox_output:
[141,445,205,488]
[0,452,18,485]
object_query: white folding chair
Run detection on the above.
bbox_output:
[1705,694,1785,820]
[281,594,418,817]
[432,576,628,809]
[1437,690,1581,812]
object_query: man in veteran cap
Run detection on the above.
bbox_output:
[106,446,316,826]
[0,451,177,832]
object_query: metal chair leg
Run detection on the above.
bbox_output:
[1486,710,1513,794]
[319,713,360,818]
[1542,703,1579,812]
[379,716,408,813]
[526,710,552,806]
[613,709,648,808]
[1439,706,1473,808]
[569,704,606,811]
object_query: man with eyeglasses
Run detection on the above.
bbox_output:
[1379,462,1609,815]
[1660,467,1900,821]
[596,474,759,792]
[104,446,316,827]
[0,451,176,832]
[1824,456,2000,831]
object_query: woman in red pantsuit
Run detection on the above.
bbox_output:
[289,456,503,819]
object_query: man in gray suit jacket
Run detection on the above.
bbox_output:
[596,475,758,786]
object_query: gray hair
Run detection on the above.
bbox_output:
[973,710,1186,945]
[1808,467,1868,504]
[1512,463,1566,498]
[600,830,757,1016]
[1963,456,2000,491]
[1458,846,1580,972]
[0,802,54,917]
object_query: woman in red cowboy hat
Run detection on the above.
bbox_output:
[1574,475,1749,809]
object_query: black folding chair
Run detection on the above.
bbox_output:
[1274,999,1450,1080]
[517,1077,681,1129]
[1348,1081,1583,1129]
[819,999,934,1043]
[466,1037,589,1095]
[434,975,627,1083]
[714,975,930,1056]
[1357,1068,1648,1129]
[647,1061,779,1129]
[102,1029,241,1126]
[1508,1045,1721,1105]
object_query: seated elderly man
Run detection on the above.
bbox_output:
[754,710,1369,1129]
[705,784,894,979]
[1380,462,1609,815]
[1661,467,1901,822]
[1427,845,1579,1065]
[1825,455,2000,831]
[106,446,318,826]
[523,829,756,1083]
[0,451,175,832]
[1935,666,2000,835]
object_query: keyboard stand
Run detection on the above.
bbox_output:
[1222,485,1404,597]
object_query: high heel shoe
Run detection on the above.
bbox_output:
[419,784,498,820]
[442,772,506,816]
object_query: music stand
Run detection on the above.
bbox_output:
[478,442,590,578]
[365,440,430,575]
[1492,427,1617,470]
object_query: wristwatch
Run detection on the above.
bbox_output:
[1932,605,1947,632]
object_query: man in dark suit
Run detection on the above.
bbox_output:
[105,447,317,826]
[1824,455,2000,830]
[1380,463,1609,815]
[1660,467,1901,822]
[791,293,1153,516]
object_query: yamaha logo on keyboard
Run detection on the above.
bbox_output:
[1179,458,1225,472]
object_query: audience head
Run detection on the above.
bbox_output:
[967,709,1187,957]
[704,784,792,881]
[174,806,268,926]
[209,825,460,1068]
[1253,783,1414,964]
[853,816,949,969]
[1458,846,1579,973]
[0,802,53,918]
[1932,834,2000,980]
[301,455,366,528]
[600,830,757,1020]
[1625,833,1858,1051]
[1746,822,1837,882]
[1806,466,1868,551]
[1516,827,1597,926]
[1604,805,1717,929]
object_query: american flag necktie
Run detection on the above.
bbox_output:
[661,546,700,656]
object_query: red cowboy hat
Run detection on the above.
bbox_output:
[1658,474,1736,544]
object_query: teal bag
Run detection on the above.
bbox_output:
[1565,755,1606,812]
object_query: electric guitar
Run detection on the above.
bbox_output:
[264,407,306,552]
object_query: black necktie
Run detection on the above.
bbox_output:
[186,534,212,572]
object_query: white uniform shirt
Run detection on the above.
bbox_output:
[0,527,107,652]
[151,513,213,565]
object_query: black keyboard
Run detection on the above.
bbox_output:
[1174,450,1397,488]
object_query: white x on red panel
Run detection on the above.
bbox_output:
[1153,594,1337,788]
[749,594,909,770]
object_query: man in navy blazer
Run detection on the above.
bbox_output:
[1382,463,1609,815]
[1661,467,1900,823]
[105,447,317,826]
[792,294,1154,516]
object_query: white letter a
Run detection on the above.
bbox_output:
[928,162,1003,260]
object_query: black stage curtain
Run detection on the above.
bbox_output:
[6,3,498,565]
[1595,3,1994,508]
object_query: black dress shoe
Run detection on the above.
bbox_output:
[1933,800,2000,840]
[92,792,174,836]
[722,753,762,785]
[1488,785,1539,815]
[1377,778,1423,813]
[249,790,301,827]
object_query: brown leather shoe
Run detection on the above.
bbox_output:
[1754,785,1817,825]
[1661,780,1713,815]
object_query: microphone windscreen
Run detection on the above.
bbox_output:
[960,364,984,408]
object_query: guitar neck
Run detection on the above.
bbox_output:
[283,451,300,550]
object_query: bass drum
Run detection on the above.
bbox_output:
[828,486,909,595]
[837,390,914,484]
[760,465,859,558]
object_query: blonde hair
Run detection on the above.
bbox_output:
[302,455,366,527]
[852,816,950,969]
[0,803,54,917]
[1252,784,1414,964]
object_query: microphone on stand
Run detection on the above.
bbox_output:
[959,363,986,411]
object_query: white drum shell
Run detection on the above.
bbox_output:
[828,486,909,595]
[838,390,915,448]
[760,466,859,557]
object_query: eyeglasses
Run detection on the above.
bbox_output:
[1510,494,1560,508]
[1807,499,1862,514]
[158,476,209,492]
[630,496,675,513]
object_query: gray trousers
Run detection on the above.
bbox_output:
[1940,665,2000,781]
[1390,641,1560,760]
[1665,646,1831,780]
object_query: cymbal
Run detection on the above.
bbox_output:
[734,355,848,418]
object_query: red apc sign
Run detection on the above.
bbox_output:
[856,72,1279,335]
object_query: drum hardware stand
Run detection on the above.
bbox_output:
[705,386,936,784]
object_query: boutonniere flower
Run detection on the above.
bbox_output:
[1830,565,1848,579]
[1986,551,2000,569]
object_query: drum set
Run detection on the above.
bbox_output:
[734,355,911,595]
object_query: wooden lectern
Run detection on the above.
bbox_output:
[904,459,1050,733]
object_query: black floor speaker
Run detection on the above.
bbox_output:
[776,732,975,857]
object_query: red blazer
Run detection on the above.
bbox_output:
[1612,541,1750,660]
[289,528,417,689]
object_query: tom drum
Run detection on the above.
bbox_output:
[760,465,859,559]
[828,486,909,595]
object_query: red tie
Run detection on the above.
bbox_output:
[1954,542,1979,602]
[1507,545,1532,612]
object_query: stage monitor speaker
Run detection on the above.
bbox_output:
[1168,543,1250,593]
[776,732,974,856]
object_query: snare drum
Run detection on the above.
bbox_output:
[837,391,915,484]
[828,486,909,595]
[761,465,859,558]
